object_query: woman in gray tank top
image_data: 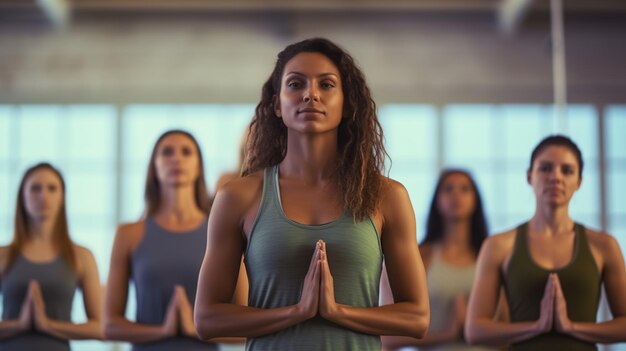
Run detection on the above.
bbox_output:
[195,38,430,351]
[382,169,497,351]
[0,163,103,350]
[103,130,247,351]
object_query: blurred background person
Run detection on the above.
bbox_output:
[0,162,103,350]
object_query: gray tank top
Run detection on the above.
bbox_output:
[422,248,495,351]
[244,165,383,351]
[130,217,217,351]
[1,255,77,351]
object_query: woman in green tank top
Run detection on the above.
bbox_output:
[194,38,430,350]
[465,135,626,350]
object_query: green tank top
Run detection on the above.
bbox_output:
[244,165,383,351]
[504,222,601,351]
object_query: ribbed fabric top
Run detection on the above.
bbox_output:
[423,248,495,351]
[1,255,77,351]
[244,165,384,351]
[130,216,217,351]
[504,222,600,351]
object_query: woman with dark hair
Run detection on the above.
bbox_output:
[0,163,102,350]
[382,169,496,351]
[103,130,246,350]
[194,38,429,351]
[466,135,626,350]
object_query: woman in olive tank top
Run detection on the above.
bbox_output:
[195,38,430,351]
[382,169,497,351]
[466,135,626,350]
[103,130,246,350]
[0,163,103,350]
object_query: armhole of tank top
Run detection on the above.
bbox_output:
[244,167,271,258]
[129,220,148,259]
[504,223,527,279]
[366,215,384,261]
[575,223,602,277]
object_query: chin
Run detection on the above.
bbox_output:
[168,179,192,188]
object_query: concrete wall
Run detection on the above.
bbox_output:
[1,11,625,105]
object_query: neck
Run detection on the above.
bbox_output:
[530,202,573,235]
[28,218,56,244]
[281,131,339,183]
[155,185,203,223]
[442,219,472,248]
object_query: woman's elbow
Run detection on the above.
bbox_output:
[406,306,429,339]
[102,318,121,340]
[464,319,480,345]
[88,320,105,340]
[194,309,219,340]
[413,314,429,339]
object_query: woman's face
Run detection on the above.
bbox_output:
[528,145,582,207]
[154,133,201,188]
[275,52,344,134]
[436,173,476,221]
[23,168,63,222]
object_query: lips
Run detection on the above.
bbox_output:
[545,187,564,194]
[298,107,325,114]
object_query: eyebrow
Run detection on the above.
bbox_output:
[537,160,577,167]
[284,71,339,79]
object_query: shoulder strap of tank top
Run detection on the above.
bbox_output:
[246,166,279,241]
[572,222,598,272]
[143,216,160,237]
[514,222,530,258]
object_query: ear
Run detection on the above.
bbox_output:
[526,170,532,185]
[576,176,582,190]
[273,95,282,118]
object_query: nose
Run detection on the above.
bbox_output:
[303,86,320,102]
[549,168,563,182]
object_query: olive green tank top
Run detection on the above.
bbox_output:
[244,165,383,351]
[504,222,601,351]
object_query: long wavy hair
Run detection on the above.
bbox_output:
[144,130,212,217]
[421,169,488,256]
[242,38,388,220]
[5,163,76,273]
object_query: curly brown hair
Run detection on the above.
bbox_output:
[242,38,388,221]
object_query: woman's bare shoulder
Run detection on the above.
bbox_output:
[214,170,264,211]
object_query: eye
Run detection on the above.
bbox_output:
[538,164,552,172]
[562,165,575,175]
[48,184,58,192]
[321,81,336,89]
[30,184,42,193]
[161,146,174,156]
[442,184,454,193]
[182,146,193,156]
[460,184,472,193]
[287,80,303,89]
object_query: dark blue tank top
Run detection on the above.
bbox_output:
[1,255,77,351]
[130,217,217,351]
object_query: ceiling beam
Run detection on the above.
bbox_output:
[37,0,70,27]
[498,0,534,34]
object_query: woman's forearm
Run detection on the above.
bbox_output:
[195,303,310,340]
[564,317,626,344]
[324,302,429,339]
[43,319,103,340]
[465,318,543,346]
[0,320,27,339]
[382,327,457,349]
[103,317,174,343]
